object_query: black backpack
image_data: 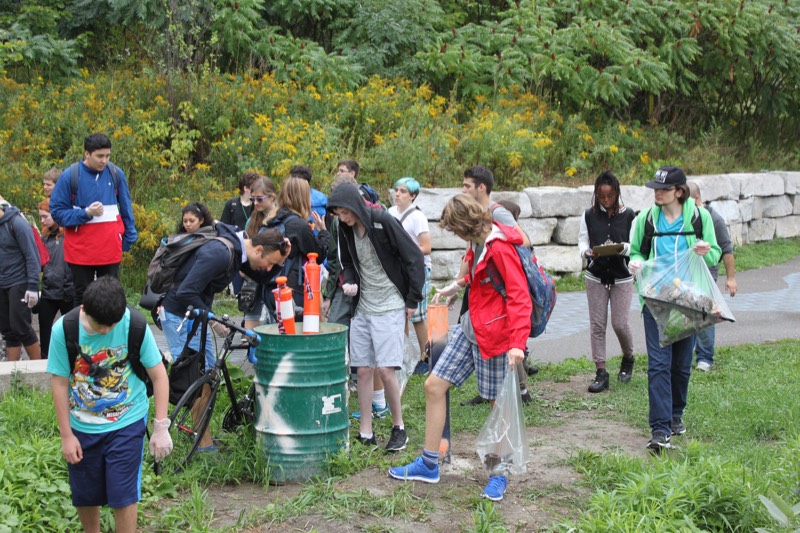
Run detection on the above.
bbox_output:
[63,306,166,397]
[264,211,304,286]
[68,162,121,200]
[639,206,703,259]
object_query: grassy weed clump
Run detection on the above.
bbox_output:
[556,339,800,531]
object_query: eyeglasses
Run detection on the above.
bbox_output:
[252,195,269,203]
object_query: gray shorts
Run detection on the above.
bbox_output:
[349,309,405,368]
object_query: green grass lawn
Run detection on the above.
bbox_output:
[2,338,798,531]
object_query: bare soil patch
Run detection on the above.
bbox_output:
[204,375,647,532]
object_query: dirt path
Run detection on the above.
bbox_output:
[202,375,648,532]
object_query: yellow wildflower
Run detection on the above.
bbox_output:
[580,151,589,159]
[566,167,577,177]
[416,84,433,101]
[640,152,650,165]
[610,145,619,153]
[618,124,627,134]
[373,133,384,146]
[508,151,523,169]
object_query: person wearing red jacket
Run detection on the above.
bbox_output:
[50,133,138,306]
[389,194,530,502]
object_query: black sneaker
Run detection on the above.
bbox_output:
[647,432,673,454]
[386,426,408,452]
[588,369,610,393]
[461,395,489,406]
[520,389,533,404]
[356,435,377,447]
[618,356,634,383]
[671,417,686,436]
[524,361,539,375]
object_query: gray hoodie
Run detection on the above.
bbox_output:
[0,206,41,290]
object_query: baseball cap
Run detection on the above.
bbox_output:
[646,166,687,189]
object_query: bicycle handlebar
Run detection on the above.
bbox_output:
[181,306,262,348]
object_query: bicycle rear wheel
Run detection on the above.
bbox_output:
[157,374,220,475]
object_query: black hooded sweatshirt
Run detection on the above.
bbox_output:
[327,184,425,310]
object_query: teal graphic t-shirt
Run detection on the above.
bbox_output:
[47,309,162,434]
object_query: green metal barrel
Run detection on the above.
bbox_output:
[253,322,349,483]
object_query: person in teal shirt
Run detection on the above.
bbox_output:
[48,276,172,533]
[629,166,721,454]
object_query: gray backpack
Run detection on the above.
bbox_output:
[147,224,233,293]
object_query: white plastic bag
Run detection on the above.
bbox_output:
[475,367,530,476]
[396,327,420,395]
[637,248,735,347]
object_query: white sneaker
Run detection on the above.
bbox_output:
[696,361,711,372]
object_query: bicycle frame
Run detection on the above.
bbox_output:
[157,307,261,474]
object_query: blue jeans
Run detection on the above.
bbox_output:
[695,324,715,365]
[162,310,216,371]
[643,307,695,437]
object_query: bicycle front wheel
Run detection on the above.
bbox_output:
[222,382,256,432]
[157,373,220,475]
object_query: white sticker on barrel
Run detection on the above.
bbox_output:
[322,394,341,415]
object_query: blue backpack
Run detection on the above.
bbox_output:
[485,241,557,338]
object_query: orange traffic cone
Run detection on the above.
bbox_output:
[274,276,296,334]
[303,253,321,334]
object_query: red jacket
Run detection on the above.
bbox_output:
[465,223,532,359]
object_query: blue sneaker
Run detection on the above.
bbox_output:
[482,476,508,501]
[388,457,440,484]
[197,444,218,454]
[352,402,390,420]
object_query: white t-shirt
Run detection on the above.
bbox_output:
[388,205,431,269]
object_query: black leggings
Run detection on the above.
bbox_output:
[38,297,73,358]
[69,263,120,307]
[0,283,38,347]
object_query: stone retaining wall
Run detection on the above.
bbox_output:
[407,172,800,281]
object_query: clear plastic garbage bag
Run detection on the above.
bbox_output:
[475,367,530,476]
[637,248,735,347]
[396,327,420,395]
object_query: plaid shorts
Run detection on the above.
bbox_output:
[431,325,508,400]
[410,267,431,324]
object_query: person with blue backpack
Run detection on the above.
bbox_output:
[389,194,530,502]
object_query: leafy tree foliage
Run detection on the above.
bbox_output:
[0,0,82,80]
[3,0,799,140]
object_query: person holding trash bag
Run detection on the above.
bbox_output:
[389,194,529,502]
[629,166,720,454]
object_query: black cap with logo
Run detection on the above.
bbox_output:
[646,166,687,189]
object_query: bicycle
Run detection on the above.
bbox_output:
[156,307,261,474]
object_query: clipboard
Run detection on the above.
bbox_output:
[592,243,624,257]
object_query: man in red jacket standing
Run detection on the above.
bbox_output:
[50,133,138,306]
[389,194,530,502]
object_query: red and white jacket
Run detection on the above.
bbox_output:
[465,222,532,359]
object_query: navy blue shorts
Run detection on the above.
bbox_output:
[68,417,146,509]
